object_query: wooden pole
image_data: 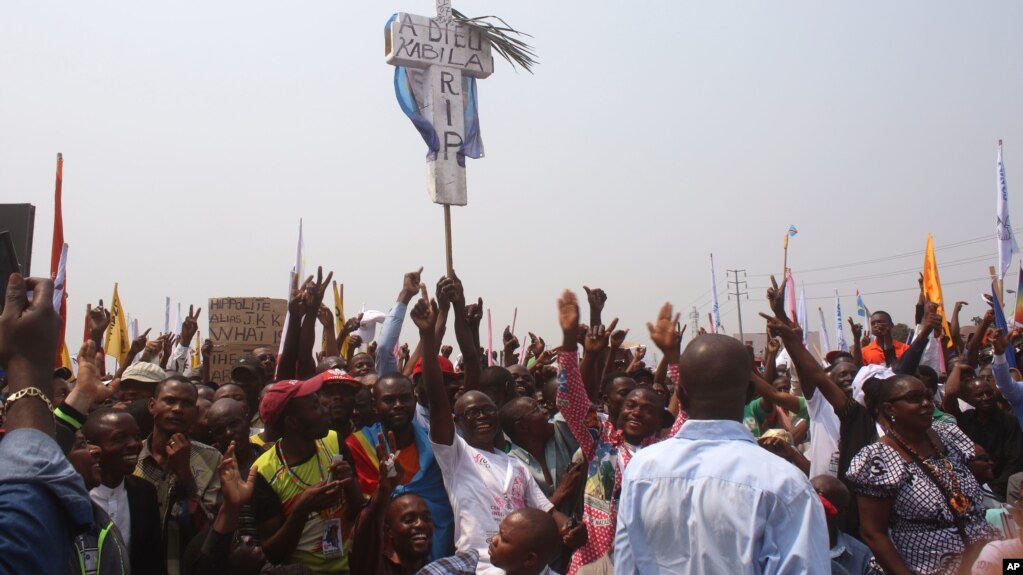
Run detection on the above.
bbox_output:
[783,234,789,275]
[444,205,454,277]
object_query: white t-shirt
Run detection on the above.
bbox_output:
[806,391,840,478]
[432,434,554,575]
[972,538,1023,575]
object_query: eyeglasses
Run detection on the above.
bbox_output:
[256,354,275,362]
[888,391,932,405]
[455,406,498,420]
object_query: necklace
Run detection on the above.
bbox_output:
[275,438,327,488]
[887,430,971,514]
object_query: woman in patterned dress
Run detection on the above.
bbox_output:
[847,374,995,575]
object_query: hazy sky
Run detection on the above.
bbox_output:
[3,1,1022,358]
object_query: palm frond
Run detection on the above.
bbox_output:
[452,9,538,74]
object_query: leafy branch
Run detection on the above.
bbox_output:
[452,9,538,73]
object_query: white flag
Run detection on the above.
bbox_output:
[998,141,1018,280]
[835,289,849,352]
[164,296,171,334]
[818,307,831,355]
[710,254,723,334]
[52,243,68,313]
[279,219,306,357]
[797,285,808,346]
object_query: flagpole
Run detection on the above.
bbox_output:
[444,205,454,277]
[783,233,789,274]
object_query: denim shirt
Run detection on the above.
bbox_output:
[0,428,94,575]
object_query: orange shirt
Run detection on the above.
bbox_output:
[861,339,909,365]
[396,442,421,485]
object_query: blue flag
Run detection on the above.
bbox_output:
[991,286,1017,369]
[856,291,868,318]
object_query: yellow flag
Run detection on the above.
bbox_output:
[335,282,348,358]
[58,342,74,382]
[922,235,952,342]
[104,283,131,366]
[190,330,202,370]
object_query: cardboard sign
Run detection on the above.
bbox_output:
[207,297,286,384]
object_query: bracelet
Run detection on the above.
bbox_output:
[5,387,56,413]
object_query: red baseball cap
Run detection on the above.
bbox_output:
[317,368,362,387]
[412,355,457,376]
[259,377,324,429]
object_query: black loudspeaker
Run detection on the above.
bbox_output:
[0,204,34,307]
[0,204,35,277]
[0,231,21,305]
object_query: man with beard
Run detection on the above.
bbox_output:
[251,377,363,573]
[84,409,164,575]
[135,375,223,575]
[345,372,455,558]
[411,283,586,575]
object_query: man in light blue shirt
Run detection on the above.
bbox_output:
[615,333,830,574]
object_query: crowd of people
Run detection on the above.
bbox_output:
[2,264,1023,575]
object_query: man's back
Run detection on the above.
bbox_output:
[614,419,829,575]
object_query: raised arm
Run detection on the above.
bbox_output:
[893,303,940,375]
[200,339,213,383]
[941,362,970,416]
[751,370,802,414]
[349,432,404,575]
[448,274,480,391]
[991,328,1023,408]
[276,277,307,380]
[583,286,606,329]
[950,301,967,355]
[411,285,455,445]
[581,320,617,402]
[318,305,340,359]
[761,275,848,411]
[297,268,333,379]
[647,303,686,421]
[848,317,864,367]
[555,290,596,460]
[376,267,422,376]
[85,301,110,375]
[763,337,780,385]
[966,310,995,367]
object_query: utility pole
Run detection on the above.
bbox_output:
[689,306,700,340]
[727,269,748,341]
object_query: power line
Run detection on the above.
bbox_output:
[748,227,1023,278]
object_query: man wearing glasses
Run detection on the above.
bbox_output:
[410,283,587,575]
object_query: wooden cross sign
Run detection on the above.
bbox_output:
[385,0,493,206]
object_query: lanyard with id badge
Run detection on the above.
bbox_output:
[320,454,347,559]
